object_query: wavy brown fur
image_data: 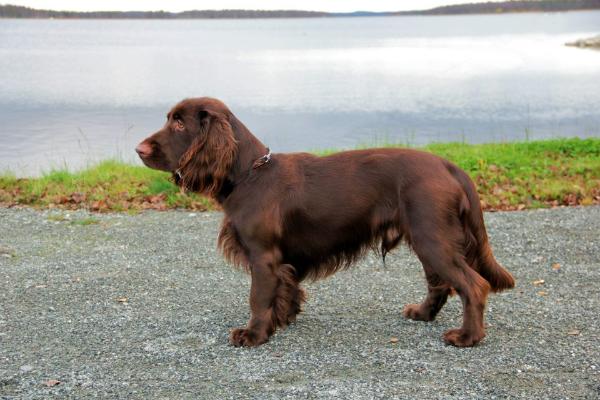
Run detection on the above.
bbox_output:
[218,216,250,271]
[178,114,238,197]
[136,97,515,348]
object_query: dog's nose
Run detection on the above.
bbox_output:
[135,142,152,157]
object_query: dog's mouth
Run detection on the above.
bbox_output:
[135,144,175,173]
[137,153,151,166]
[137,154,163,170]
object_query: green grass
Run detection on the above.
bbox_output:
[1,138,599,212]
[422,138,600,209]
[46,214,100,225]
[70,217,100,226]
[0,160,212,212]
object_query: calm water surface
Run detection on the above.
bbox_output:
[1,12,599,175]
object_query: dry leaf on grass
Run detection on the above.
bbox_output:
[567,329,580,336]
[116,297,128,304]
[90,200,107,212]
[532,279,545,286]
[390,337,399,344]
[70,192,86,203]
[43,379,61,387]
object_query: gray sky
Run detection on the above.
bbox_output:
[4,0,505,13]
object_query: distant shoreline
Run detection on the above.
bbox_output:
[2,0,600,19]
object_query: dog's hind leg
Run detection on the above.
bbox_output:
[403,268,452,322]
[406,204,490,347]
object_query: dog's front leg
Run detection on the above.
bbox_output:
[229,252,301,347]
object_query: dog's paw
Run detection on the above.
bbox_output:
[442,328,484,347]
[229,327,268,347]
[402,304,434,321]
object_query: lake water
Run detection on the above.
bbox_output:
[1,12,600,176]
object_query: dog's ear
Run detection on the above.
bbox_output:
[176,110,237,197]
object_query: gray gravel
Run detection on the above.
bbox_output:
[0,206,599,399]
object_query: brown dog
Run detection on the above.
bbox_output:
[136,97,515,348]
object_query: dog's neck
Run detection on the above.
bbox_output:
[230,114,268,175]
[215,114,269,203]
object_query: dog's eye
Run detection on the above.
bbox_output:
[172,114,184,130]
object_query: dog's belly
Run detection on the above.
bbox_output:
[280,205,384,277]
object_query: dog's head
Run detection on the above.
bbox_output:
[136,97,238,196]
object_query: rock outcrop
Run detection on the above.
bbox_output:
[566,35,600,49]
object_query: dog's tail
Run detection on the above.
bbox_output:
[448,162,515,293]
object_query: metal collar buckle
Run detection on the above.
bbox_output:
[252,147,271,169]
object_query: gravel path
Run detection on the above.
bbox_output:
[0,206,599,399]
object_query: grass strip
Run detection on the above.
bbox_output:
[1,138,598,212]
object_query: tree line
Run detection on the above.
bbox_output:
[1,0,599,19]
[0,5,327,19]
[397,0,600,15]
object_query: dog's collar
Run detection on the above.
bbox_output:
[252,148,271,169]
